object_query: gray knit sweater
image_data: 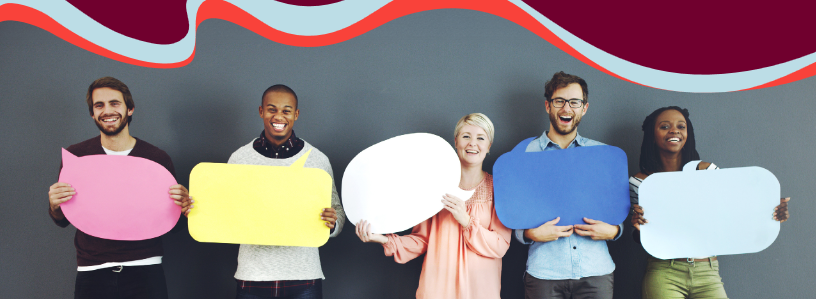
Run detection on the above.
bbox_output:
[228,139,345,281]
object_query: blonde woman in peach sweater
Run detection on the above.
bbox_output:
[356,113,512,299]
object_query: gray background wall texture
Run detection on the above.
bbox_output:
[1,9,812,298]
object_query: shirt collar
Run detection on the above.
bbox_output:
[537,131,588,150]
[253,130,304,159]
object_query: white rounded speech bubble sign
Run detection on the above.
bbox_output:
[342,133,474,234]
[639,161,780,259]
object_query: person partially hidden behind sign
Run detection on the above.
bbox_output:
[47,77,192,299]
[223,84,345,299]
[629,106,790,299]
[514,72,622,299]
[355,113,512,299]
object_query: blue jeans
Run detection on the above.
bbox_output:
[235,280,322,299]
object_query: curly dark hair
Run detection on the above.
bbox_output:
[639,106,700,173]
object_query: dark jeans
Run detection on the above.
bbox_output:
[524,272,614,299]
[74,264,168,299]
[235,279,323,299]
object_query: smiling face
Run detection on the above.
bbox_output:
[259,91,299,146]
[653,109,687,155]
[546,83,587,136]
[455,124,491,167]
[91,87,133,136]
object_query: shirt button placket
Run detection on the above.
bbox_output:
[570,237,580,278]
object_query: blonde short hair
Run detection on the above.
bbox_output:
[454,113,495,144]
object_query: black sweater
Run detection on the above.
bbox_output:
[49,135,178,267]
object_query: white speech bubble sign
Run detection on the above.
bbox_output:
[639,161,780,259]
[342,133,475,234]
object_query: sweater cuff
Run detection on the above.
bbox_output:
[49,206,70,228]
[514,229,534,244]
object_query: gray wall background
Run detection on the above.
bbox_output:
[1,9,812,298]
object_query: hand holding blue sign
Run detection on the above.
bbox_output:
[494,137,630,229]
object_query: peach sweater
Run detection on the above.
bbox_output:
[383,173,512,299]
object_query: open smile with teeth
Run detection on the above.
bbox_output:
[668,137,681,142]
[100,116,120,124]
[558,115,573,123]
[465,149,479,154]
[272,123,287,132]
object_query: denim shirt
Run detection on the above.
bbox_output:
[513,131,623,280]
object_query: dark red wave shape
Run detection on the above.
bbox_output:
[0,3,194,67]
[524,1,816,75]
[274,0,344,6]
[6,0,816,90]
[66,0,189,45]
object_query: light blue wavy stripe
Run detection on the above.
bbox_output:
[4,0,814,88]
[4,0,392,64]
[4,1,203,64]
[226,0,392,36]
[509,0,816,92]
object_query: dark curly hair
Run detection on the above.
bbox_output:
[639,106,700,173]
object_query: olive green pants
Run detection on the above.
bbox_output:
[642,256,728,299]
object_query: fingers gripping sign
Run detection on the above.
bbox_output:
[48,182,76,213]
[774,197,790,223]
[524,217,574,242]
[442,194,471,227]
[630,204,647,230]
[169,184,193,217]
[574,217,620,240]
[355,220,388,244]
[322,208,338,229]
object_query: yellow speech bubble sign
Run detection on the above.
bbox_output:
[188,150,332,247]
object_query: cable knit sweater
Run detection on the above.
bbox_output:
[228,139,345,281]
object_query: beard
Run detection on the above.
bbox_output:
[95,113,128,136]
[548,111,582,135]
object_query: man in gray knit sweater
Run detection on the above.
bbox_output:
[228,84,345,299]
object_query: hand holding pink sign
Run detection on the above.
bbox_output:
[58,148,180,240]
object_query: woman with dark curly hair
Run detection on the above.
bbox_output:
[629,106,790,299]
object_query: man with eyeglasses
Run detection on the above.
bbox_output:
[515,71,622,299]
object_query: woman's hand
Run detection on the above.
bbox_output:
[631,204,647,230]
[774,197,790,223]
[442,194,471,227]
[355,220,388,244]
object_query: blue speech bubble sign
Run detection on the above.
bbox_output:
[639,161,780,259]
[493,137,630,228]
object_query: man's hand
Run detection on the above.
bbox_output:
[355,220,388,244]
[48,182,75,217]
[322,208,338,229]
[169,184,193,217]
[524,217,573,242]
[631,204,647,230]
[574,217,619,240]
[442,194,471,227]
[774,197,790,223]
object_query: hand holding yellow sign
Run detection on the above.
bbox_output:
[188,149,332,247]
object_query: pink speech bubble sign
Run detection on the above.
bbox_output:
[58,148,180,240]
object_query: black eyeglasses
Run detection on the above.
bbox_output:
[549,97,586,108]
